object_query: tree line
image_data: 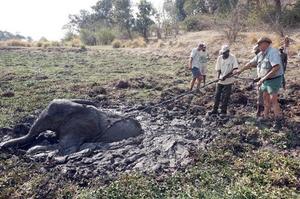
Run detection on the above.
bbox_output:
[65,0,300,45]
[0,31,32,42]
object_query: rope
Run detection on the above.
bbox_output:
[124,79,220,116]
[123,75,258,117]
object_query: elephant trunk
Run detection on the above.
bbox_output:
[1,113,52,149]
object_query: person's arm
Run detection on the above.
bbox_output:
[215,57,221,79]
[234,61,255,75]
[257,64,280,86]
[188,57,193,70]
[188,49,195,70]
[217,70,221,79]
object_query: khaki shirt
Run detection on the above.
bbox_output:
[250,47,284,78]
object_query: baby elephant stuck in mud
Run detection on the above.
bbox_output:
[0,99,143,154]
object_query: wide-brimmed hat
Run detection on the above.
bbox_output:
[257,37,272,45]
[220,45,230,53]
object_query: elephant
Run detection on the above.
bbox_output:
[0,99,143,154]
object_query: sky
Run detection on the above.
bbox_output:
[0,0,161,41]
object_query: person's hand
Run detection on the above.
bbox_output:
[253,77,261,83]
[233,69,242,76]
[219,77,225,81]
[257,79,264,87]
[187,65,192,70]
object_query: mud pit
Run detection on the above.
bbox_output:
[0,96,223,181]
[2,81,298,182]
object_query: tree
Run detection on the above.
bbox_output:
[67,10,93,32]
[92,0,114,28]
[175,0,186,21]
[113,0,135,39]
[183,0,208,15]
[135,0,155,42]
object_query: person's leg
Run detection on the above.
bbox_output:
[211,84,223,113]
[203,75,206,85]
[190,78,196,91]
[270,93,282,118]
[263,92,271,118]
[257,90,264,117]
[196,76,202,89]
[270,91,284,131]
[220,84,232,114]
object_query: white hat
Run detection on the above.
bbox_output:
[220,45,230,53]
[198,42,205,47]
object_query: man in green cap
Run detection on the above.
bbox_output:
[234,37,284,131]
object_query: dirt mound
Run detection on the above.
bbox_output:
[115,80,130,89]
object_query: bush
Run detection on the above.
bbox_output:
[71,37,82,47]
[112,40,122,48]
[36,42,43,47]
[4,39,31,47]
[51,41,61,47]
[80,45,87,51]
[281,2,300,27]
[126,37,147,48]
[183,15,211,32]
[95,29,116,45]
[80,29,97,46]
[42,42,50,48]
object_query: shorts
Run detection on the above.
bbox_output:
[200,65,207,76]
[260,76,283,94]
[192,67,202,78]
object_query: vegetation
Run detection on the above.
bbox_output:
[64,0,300,46]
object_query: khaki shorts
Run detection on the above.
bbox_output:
[200,65,207,76]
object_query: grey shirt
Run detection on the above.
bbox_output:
[250,47,284,78]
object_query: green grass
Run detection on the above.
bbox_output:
[0,47,187,127]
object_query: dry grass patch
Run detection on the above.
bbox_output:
[0,40,32,47]
[112,39,122,48]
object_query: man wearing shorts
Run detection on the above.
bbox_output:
[235,37,284,131]
[188,43,204,91]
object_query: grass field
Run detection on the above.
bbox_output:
[0,40,299,198]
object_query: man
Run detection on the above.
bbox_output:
[234,37,284,131]
[188,43,205,90]
[208,45,239,116]
[279,46,288,89]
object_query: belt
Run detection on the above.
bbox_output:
[266,75,282,81]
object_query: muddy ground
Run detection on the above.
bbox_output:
[0,46,300,198]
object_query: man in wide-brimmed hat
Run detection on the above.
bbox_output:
[235,37,284,131]
[207,44,239,116]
